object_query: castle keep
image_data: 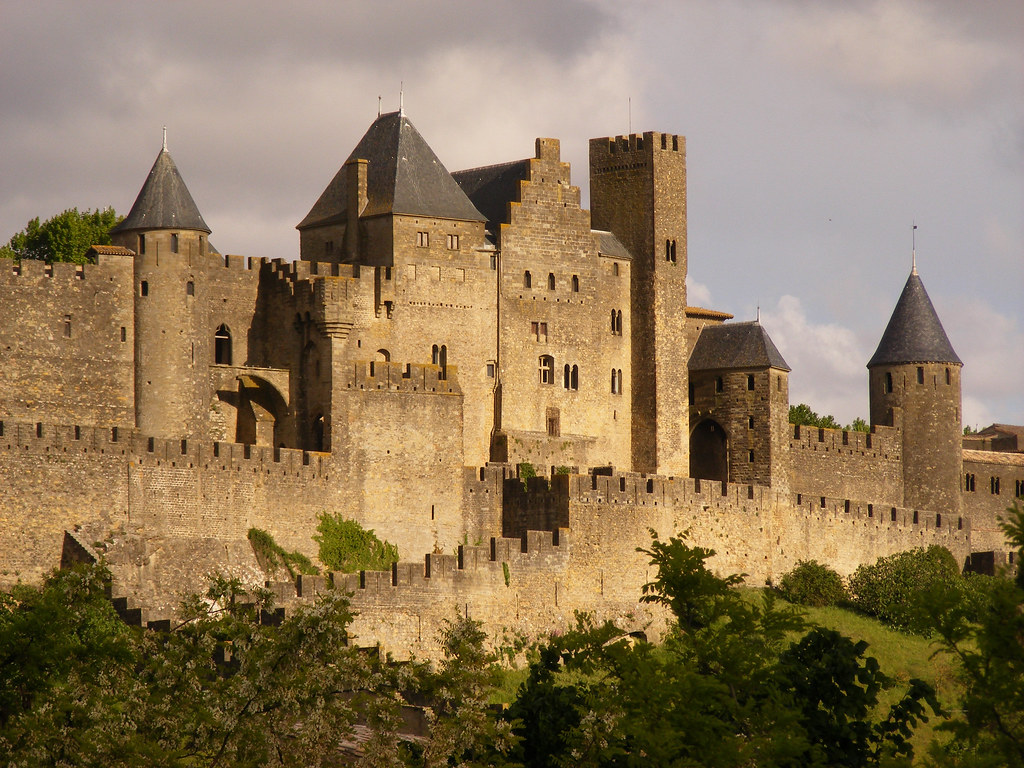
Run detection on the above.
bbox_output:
[1,111,1020,656]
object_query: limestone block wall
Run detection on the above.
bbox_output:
[498,139,632,471]
[788,424,903,507]
[0,255,135,428]
[962,449,1024,551]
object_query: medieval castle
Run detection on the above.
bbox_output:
[0,110,1020,655]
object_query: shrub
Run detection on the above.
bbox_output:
[247,527,320,580]
[848,545,959,633]
[314,513,399,573]
[777,560,847,607]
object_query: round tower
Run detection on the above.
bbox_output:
[110,135,213,438]
[868,267,962,514]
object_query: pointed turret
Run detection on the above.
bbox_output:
[110,140,212,257]
[298,111,484,262]
[867,271,961,368]
[868,269,963,515]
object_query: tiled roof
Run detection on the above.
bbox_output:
[111,149,210,234]
[686,306,734,320]
[593,230,632,260]
[689,321,791,372]
[867,271,961,367]
[298,112,485,229]
[452,159,529,231]
[87,245,136,256]
[962,449,1024,467]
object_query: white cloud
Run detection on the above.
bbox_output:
[686,276,713,308]
[759,295,870,424]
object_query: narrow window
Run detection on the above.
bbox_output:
[715,376,723,393]
[891,508,897,522]
[945,367,951,385]
[417,231,429,247]
[432,344,439,365]
[438,345,448,380]
[570,365,579,391]
[746,374,754,391]
[612,262,619,276]
[139,234,146,254]
[539,355,554,385]
[140,280,149,297]
[665,239,672,262]
[611,369,618,394]
[991,476,1000,495]
[171,233,179,253]
[63,315,71,338]
[563,364,571,389]
[748,416,754,429]
[884,372,892,393]
[546,408,560,437]
[486,362,495,378]
[917,366,924,384]
[214,324,232,365]
[748,450,755,463]
[670,240,677,263]
[611,310,617,334]
[524,271,532,289]
[547,272,555,291]
[571,275,579,292]
[186,281,194,296]
[446,234,459,250]
[120,327,126,342]
[615,310,622,336]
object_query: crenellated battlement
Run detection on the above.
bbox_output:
[341,360,461,394]
[0,253,131,284]
[789,423,900,457]
[0,418,330,479]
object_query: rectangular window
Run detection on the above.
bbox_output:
[531,321,548,343]
[171,233,179,253]
[447,234,459,250]
[917,366,924,384]
[746,374,755,390]
[486,362,495,378]
[417,231,429,247]
[63,315,71,338]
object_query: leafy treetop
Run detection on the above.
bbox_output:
[0,207,122,264]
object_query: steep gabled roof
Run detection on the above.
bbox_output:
[593,230,632,261]
[689,321,791,372]
[111,148,210,234]
[452,159,529,231]
[298,111,484,229]
[867,270,961,368]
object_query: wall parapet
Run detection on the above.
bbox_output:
[789,423,900,457]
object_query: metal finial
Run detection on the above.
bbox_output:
[162,126,167,151]
[378,95,382,117]
[756,305,760,323]
[399,82,404,116]
[912,222,918,275]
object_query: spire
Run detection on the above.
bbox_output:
[911,223,918,276]
[867,270,961,368]
[111,142,211,234]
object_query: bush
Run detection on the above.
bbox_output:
[848,545,959,633]
[247,528,319,579]
[777,560,847,607]
[314,513,399,573]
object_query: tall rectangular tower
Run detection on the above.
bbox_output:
[590,132,689,475]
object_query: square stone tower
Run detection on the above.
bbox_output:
[590,132,689,475]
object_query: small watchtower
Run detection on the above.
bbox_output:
[868,268,963,514]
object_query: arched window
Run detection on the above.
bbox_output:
[547,273,555,290]
[439,345,448,380]
[186,280,194,296]
[611,369,617,394]
[524,271,532,289]
[376,349,390,362]
[432,344,439,365]
[611,309,617,333]
[539,355,554,385]
[563,364,571,389]
[214,324,232,365]
[571,275,579,292]
[171,233,179,254]
[571,365,579,391]
[670,240,677,263]
[615,310,622,336]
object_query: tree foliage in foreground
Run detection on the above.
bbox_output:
[0,207,122,264]
[504,531,941,767]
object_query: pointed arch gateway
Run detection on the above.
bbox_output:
[690,418,728,483]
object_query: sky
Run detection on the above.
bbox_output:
[1,0,1021,428]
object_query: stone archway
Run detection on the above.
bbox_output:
[235,375,288,447]
[690,419,729,482]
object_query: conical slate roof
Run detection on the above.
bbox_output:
[298,111,484,229]
[689,321,791,372]
[112,147,210,234]
[867,271,961,368]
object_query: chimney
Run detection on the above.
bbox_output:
[344,158,368,262]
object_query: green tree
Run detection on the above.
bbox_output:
[0,207,122,264]
[789,403,843,430]
[923,503,1024,767]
